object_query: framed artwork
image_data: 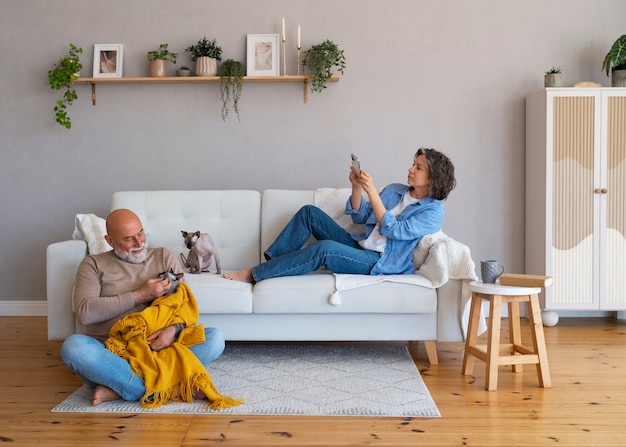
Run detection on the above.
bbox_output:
[93,44,124,78]
[246,34,280,76]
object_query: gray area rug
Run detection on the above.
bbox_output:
[52,344,440,417]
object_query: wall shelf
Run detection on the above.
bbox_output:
[73,75,339,104]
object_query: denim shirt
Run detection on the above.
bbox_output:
[345,183,444,275]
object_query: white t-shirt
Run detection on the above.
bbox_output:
[359,191,419,252]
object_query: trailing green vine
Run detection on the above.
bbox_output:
[302,40,346,93]
[47,44,83,129]
[219,59,244,121]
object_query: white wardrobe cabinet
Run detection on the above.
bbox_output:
[526,88,626,313]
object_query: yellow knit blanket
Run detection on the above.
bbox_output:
[105,283,243,410]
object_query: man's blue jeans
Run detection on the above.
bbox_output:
[61,327,225,401]
[252,205,380,282]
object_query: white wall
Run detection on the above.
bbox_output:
[1,0,624,310]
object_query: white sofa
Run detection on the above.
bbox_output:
[47,189,479,365]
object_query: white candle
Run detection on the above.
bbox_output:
[297,25,301,48]
[282,17,286,42]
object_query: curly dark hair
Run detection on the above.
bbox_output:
[416,147,456,200]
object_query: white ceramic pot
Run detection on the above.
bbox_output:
[612,67,626,87]
[195,57,217,76]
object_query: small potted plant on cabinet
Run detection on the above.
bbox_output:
[47,43,83,129]
[302,39,346,93]
[185,37,222,76]
[219,59,245,121]
[147,43,178,77]
[544,66,563,87]
[176,65,191,77]
[602,34,626,87]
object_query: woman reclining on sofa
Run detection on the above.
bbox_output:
[224,147,456,284]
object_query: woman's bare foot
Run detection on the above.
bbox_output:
[223,268,255,284]
[92,385,121,406]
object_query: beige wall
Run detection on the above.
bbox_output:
[1,0,625,310]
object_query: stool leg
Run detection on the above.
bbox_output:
[508,300,523,373]
[527,294,552,388]
[485,295,502,391]
[462,292,483,376]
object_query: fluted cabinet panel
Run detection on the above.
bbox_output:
[606,96,626,306]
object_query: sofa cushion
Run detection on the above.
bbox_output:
[185,273,253,314]
[252,272,437,314]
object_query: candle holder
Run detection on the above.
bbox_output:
[297,45,301,76]
[282,38,286,76]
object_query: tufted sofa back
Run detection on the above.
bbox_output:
[111,190,261,270]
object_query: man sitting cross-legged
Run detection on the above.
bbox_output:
[61,209,225,406]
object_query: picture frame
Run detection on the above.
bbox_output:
[92,44,124,78]
[246,34,280,76]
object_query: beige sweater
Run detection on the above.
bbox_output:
[73,248,184,342]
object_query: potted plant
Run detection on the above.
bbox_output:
[147,43,178,77]
[176,65,191,77]
[544,66,563,87]
[301,39,346,93]
[219,59,244,121]
[602,34,626,87]
[185,37,222,76]
[47,43,83,129]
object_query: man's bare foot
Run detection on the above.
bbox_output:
[222,268,255,284]
[192,389,206,400]
[92,385,121,406]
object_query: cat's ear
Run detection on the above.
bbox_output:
[194,231,201,237]
[169,268,175,273]
[181,231,188,237]
[175,272,184,280]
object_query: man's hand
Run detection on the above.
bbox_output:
[146,325,178,351]
[132,277,172,304]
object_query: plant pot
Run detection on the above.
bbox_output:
[611,65,626,87]
[195,56,217,76]
[176,69,191,77]
[544,73,563,87]
[149,59,167,77]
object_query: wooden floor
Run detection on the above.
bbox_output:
[1,316,625,446]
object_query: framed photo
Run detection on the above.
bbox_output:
[246,34,280,76]
[93,44,123,78]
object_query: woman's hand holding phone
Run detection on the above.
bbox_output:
[351,153,361,176]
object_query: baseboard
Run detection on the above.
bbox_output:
[0,301,47,316]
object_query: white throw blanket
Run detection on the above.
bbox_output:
[314,188,485,338]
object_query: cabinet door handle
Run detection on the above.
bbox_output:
[594,188,608,194]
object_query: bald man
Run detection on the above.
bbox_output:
[61,209,225,406]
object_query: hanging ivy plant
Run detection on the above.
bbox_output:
[219,59,244,121]
[302,40,346,93]
[47,44,83,129]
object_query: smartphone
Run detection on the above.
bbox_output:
[351,153,361,176]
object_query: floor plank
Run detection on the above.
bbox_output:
[1,316,625,446]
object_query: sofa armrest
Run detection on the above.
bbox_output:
[47,240,87,340]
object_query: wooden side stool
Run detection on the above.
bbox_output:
[462,281,551,391]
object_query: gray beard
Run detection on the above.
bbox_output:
[113,242,148,264]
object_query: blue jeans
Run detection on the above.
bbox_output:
[61,327,225,401]
[252,205,381,282]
